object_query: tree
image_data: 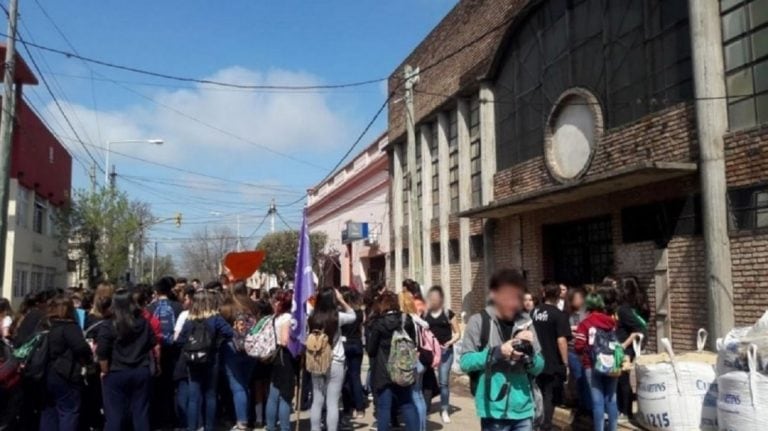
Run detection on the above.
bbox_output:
[255,230,327,279]
[141,254,177,283]
[59,186,152,286]
[179,226,238,282]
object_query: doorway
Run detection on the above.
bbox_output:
[543,216,614,285]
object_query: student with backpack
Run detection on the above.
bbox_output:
[306,288,357,431]
[340,288,365,418]
[96,289,156,431]
[82,282,114,431]
[573,284,642,431]
[176,289,234,431]
[399,290,430,431]
[147,277,183,429]
[39,293,93,431]
[459,269,544,431]
[366,291,419,431]
[424,286,460,424]
[220,281,259,431]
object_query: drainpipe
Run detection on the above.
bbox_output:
[688,0,734,342]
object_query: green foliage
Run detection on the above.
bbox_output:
[255,230,327,278]
[59,186,152,285]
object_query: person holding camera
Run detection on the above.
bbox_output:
[460,269,544,431]
[531,282,572,431]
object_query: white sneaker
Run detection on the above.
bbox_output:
[441,410,451,424]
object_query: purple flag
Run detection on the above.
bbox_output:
[288,209,314,357]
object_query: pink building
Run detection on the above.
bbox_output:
[307,134,390,290]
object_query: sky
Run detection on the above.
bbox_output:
[12,0,457,259]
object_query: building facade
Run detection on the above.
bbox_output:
[307,134,390,289]
[388,0,767,351]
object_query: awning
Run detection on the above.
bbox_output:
[460,161,698,219]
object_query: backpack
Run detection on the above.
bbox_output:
[82,320,105,374]
[305,329,332,375]
[0,340,20,389]
[152,299,177,346]
[14,331,50,382]
[183,320,213,366]
[588,326,624,376]
[386,315,418,387]
[417,325,442,369]
[244,316,278,361]
[469,310,491,396]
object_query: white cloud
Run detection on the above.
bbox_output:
[43,66,348,169]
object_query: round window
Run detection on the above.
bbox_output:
[544,90,602,182]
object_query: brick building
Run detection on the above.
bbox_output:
[387,0,767,351]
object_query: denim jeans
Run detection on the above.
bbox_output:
[175,379,189,430]
[344,342,365,411]
[412,362,427,431]
[310,361,345,431]
[480,418,533,431]
[266,382,292,431]
[186,355,221,431]
[585,368,619,431]
[568,351,591,413]
[102,367,151,431]
[375,385,419,431]
[438,347,453,411]
[223,342,255,424]
[40,371,81,431]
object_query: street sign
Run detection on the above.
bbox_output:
[342,221,369,244]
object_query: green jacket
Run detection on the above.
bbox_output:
[459,308,545,420]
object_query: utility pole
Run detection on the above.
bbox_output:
[236,214,242,251]
[109,165,116,189]
[89,164,97,193]
[404,64,422,284]
[151,240,157,281]
[688,0,734,344]
[0,0,19,287]
[268,199,277,233]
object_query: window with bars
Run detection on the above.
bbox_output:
[721,0,768,130]
[431,123,440,218]
[13,269,27,298]
[448,110,459,213]
[470,234,485,260]
[431,242,441,265]
[469,97,482,208]
[544,216,614,285]
[728,184,768,230]
[402,248,410,267]
[415,134,423,213]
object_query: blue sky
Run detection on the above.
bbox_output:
[14,0,456,257]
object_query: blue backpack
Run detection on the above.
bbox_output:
[153,299,176,346]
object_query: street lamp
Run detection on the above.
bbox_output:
[105,139,164,184]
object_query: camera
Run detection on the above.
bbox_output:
[512,339,534,366]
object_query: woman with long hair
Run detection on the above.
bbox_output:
[367,291,419,431]
[400,291,429,431]
[39,294,93,431]
[402,279,426,316]
[265,290,297,431]
[176,289,234,431]
[81,282,114,431]
[567,286,591,415]
[220,281,258,430]
[308,288,356,431]
[424,286,460,424]
[341,288,366,418]
[96,288,156,431]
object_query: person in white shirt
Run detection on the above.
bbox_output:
[0,298,13,340]
[308,288,356,431]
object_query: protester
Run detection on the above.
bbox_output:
[39,294,93,431]
[460,268,544,431]
[97,289,156,431]
[307,288,356,431]
[403,279,426,315]
[399,291,429,431]
[266,290,297,431]
[220,280,259,430]
[567,286,590,415]
[523,291,536,315]
[341,288,366,418]
[615,277,648,423]
[177,289,234,431]
[366,291,419,431]
[532,282,572,431]
[252,297,274,428]
[82,282,114,431]
[424,286,460,424]
[574,284,642,431]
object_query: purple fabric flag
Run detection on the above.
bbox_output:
[288,209,314,358]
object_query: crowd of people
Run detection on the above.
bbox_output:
[0,268,649,431]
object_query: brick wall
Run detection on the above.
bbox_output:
[667,237,707,351]
[494,104,697,202]
[449,263,462,311]
[724,125,768,187]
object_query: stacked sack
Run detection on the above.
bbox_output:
[716,311,768,430]
[634,329,718,431]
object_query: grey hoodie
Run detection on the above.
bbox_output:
[460,305,542,370]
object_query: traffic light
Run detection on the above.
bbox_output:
[175,212,182,228]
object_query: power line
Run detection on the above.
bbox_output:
[0,31,387,91]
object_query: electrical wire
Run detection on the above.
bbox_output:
[0,31,387,91]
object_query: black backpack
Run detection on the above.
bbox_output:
[469,310,491,396]
[183,320,213,366]
[21,331,50,383]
